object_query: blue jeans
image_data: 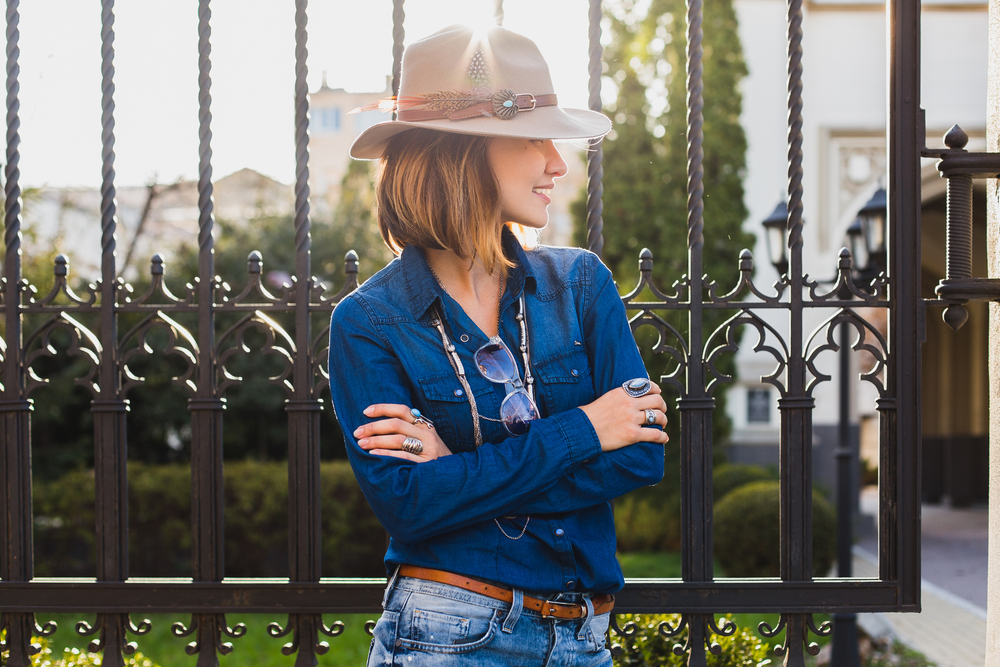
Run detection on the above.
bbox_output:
[367,573,613,666]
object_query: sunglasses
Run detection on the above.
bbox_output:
[474,336,539,436]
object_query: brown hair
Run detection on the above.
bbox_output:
[375,129,521,273]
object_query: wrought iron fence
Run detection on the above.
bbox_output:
[0,0,944,666]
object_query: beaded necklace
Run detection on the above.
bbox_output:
[427,265,534,540]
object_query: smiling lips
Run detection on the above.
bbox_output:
[532,186,553,203]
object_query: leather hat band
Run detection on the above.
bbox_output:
[397,93,558,123]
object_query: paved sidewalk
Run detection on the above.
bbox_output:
[853,493,988,667]
[853,549,986,667]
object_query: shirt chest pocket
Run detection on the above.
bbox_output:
[533,349,595,415]
[416,373,492,453]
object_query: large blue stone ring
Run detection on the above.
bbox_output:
[622,378,652,398]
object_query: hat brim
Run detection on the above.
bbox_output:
[349,106,612,160]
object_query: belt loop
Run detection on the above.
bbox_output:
[382,565,401,607]
[502,588,524,634]
[575,596,595,641]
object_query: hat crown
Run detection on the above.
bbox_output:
[399,25,555,100]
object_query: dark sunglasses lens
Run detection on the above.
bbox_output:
[476,343,516,383]
[501,391,538,435]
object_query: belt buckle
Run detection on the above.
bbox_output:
[539,599,583,619]
[518,94,537,111]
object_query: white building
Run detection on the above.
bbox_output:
[727,0,989,500]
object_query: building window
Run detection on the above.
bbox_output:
[312,107,341,134]
[747,388,771,424]
[353,110,382,133]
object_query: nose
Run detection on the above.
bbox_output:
[543,141,568,178]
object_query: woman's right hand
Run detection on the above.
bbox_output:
[354,403,453,462]
[578,381,670,452]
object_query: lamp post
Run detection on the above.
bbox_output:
[761,201,789,276]
[760,190,885,667]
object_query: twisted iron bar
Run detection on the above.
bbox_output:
[585,0,604,256]
[5,0,21,286]
[686,0,705,258]
[293,0,311,288]
[197,0,215,265]
[785,0,805,258]
[391,0,405,104]
[100,0,117,287]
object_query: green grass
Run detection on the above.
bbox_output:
[38,613,376,666]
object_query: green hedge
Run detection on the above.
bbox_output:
[0,633,161,667]
[611,614,770,667]
[614,463,778,553]
[33,461,385,578]
[714,480,836,578]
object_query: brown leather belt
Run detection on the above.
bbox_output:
[397,565,614,620]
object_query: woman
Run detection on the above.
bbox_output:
[328,24,669,666]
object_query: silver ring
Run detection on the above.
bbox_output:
[401,437,424,455]
[644,409,657,426]
[622,378,651,397]
[410,407,434,429]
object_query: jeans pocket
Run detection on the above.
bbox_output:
[397,601,501,654]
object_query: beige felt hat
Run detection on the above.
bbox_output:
[349,25,612,160]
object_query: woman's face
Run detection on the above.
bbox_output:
[487,138,568,229]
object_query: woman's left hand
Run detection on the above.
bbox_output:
[354,404,453,462]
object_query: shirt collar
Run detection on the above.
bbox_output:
[400,227,539,322]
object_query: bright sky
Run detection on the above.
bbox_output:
[18,0,597,188]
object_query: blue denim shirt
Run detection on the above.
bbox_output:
[328,233,665,594]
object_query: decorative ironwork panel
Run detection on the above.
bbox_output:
[0,0,947,665]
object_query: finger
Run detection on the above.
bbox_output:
[357,434,411,451]
[363,403,415,420]
[369,448,424,463]
[354,418,421,439]
[634,422,670,444]
[635,395,668,413]
[636,408,664,427]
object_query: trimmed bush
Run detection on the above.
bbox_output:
[712,464,776,504]
[611,614,770,667]
[714,480,836,578]
[33,461,386,578]
[615,463,778,554]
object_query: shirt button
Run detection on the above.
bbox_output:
[566,580,575,589]
[555,528,564,537]
[460,334,470,343]
[454,389,464,397]
[571,369,579,377]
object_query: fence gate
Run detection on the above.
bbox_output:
[0,0,974,665]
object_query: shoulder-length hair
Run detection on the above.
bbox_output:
[375,128,527,274]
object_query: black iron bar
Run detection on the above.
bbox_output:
[886,0,921,608]
[0,578,902,612]
[0,0,34,664]
[831,324,860,667]
[391,0,404,107]
[585,0,604,255]
[88,2,134,664]
[284,8,325,665]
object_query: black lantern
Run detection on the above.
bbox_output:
[857,187,887,271]
[761,201,788,275]
[845,217,869,273]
